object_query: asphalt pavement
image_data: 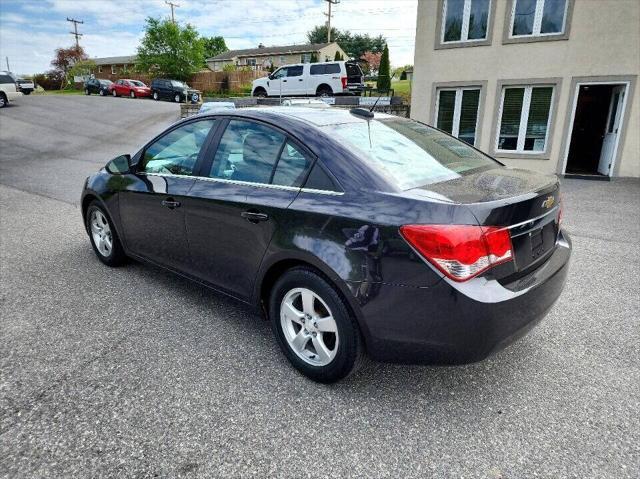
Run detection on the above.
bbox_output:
[0,96,639,478]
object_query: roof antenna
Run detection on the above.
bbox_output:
[369,94,382,113]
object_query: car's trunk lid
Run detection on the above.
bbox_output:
[345,61,364,85]
[413,167,562,276]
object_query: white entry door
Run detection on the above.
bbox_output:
[598,85,625,176]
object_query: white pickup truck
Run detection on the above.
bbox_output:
[252,60,364,98]
[0,71,23,108]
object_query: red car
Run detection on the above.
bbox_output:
[109,79,151,98]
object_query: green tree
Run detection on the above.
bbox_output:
[334,51,342,61]
[68,59,96,87]
[51,45,87,89]
[376,44,391,92]
[310,52,319,63]
[136,17,205,81]
[306,25,386,60]
[202,36,227,60]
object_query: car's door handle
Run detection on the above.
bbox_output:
[161,198,181,209]
[241,211,269,223]
[282,80,287,83]
[298,78,303,81]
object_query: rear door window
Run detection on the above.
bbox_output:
[209,120,285,184]
[310,64,325,75]
[272,141,312,187]
[324,63,340,74]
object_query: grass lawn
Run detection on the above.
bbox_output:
[364,79,412,102]
[36,89,84,95]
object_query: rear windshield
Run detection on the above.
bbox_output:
[345,62,363,78]
[325,118,499,190]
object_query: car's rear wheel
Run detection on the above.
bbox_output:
[112,90,117,97]
[0,93,7,108]
[22,90,31,95]
[84,88,90,95]
[85,201,126,267]
[174,93,181,103]
[153,91,159,100]
[269,267,363,383]
[316,85,333,97]
[99,89,105,96]
[130,90,136,99]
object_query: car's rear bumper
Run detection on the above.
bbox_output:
[351,230,572,364]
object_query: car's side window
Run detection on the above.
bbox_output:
[209,120,285,185]
[272,68,287,80]
[140,120,216,176]
[287,65,303,77]
[272,141,312,187]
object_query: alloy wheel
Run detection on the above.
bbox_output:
[90,209,113,257]
[174,94,181,103]
[280,287,339,366]
[112,90,117,97]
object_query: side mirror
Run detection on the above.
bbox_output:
[105,154,131,174]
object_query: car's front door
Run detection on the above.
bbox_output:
[118,119,218,270]
[184,118,313,300]
[267,67,287,96]
[284,65,305,95]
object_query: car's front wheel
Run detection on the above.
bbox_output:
[174,93,181,103]
[99,89,105,96]
[270,267,363,383]
[112,90,117,97]
[84,88,90,95]
[85,201,126,266]
[0,93,7,108]
[152,91,159,100]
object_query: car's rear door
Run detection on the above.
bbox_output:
[118,118,219,271]
[184,117,313,300]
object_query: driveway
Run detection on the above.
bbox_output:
[0,96,638,478]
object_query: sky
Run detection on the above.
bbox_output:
[0,0,418,75]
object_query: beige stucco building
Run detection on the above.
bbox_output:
[207,42,347,72]
[411,0,639,178]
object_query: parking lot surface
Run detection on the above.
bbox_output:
[1,97,639,478]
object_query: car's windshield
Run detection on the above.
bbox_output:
[100,80,112,85]
[325,118,499,190]
[130,80,145,87]
[171,80,186,88]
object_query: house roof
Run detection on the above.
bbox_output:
[91,55,137,66]
[207,43,334,62]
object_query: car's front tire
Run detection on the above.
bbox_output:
[112,90,117,97]
[269,267,363,383]
[0,93,7,108]
[99,89,105,96]
[152,91,159,101]
[84,88,90,95]
[85,201,126,267]
[174,93,181,103]
[130,90,136,98]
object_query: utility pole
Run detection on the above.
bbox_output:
[5,56,10,72]
[165,0,180,23]
[324,0,339,43]
[66,17,84,48]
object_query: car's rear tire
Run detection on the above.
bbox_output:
[99,90,105,96]
[269,267,364,383]
[22,90,31,95]
[0,93,7,108]
[85,201,127,267]
[130,90,136,99]
[152,91,159,101]
[84,88,90,95]
[112,90,117,97]
[316,85,333,97]
[174,93,181,103]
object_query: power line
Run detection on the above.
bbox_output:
[165,1,180,23]
[324,0,339,42]
[66,17,83,48]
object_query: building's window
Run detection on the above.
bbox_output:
[111,65,116,75]
[301,53,311,63]
[279,55,285,65]
[510,0,567,37]
[442,0,491,43]
[436,88,480,145]
[246,58,257,66]
[496,85,554,153]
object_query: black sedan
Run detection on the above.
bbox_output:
[81,107,571,383]
[84,78,113,96]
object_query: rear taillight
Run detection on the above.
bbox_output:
[399,224,513,282]
[341,76,347,89]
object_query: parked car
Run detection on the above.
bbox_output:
[198,101,235,114]
[109,79,152,98]
[252,60,364,98]
[15,77,34,95]
[0,71,23,108]
[150,78,200,103]
[81,107,571,383]
[84,78,113,96]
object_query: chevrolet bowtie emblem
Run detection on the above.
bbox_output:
[541,196,555,209]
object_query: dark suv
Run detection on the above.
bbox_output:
[150,78,200,103]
